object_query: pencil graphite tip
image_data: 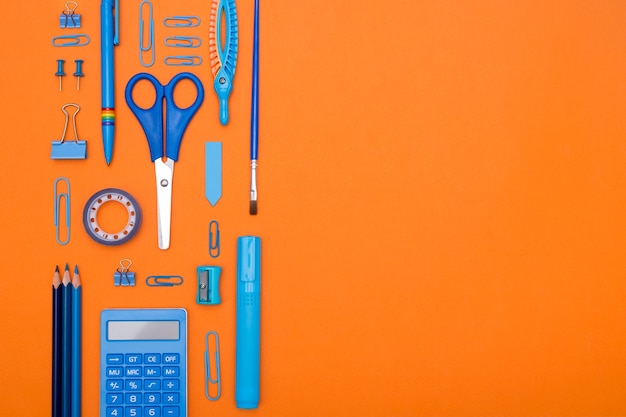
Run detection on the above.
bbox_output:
[65,263,70,271]
[74,265,79,274]
[55,265,59,273]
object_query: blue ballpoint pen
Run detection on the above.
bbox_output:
[101,0,119,166]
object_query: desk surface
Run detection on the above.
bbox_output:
[2,1,626,415]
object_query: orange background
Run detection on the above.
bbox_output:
[2,0,626,416]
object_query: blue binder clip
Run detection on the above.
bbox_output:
[60,2,81,28]
[197,266,221,305]
[114,259,136,286]
[51,103,87,160]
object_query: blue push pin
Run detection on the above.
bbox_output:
[73,59,84,91]
[55,59,65,92]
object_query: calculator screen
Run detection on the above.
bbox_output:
[107,320,180,341]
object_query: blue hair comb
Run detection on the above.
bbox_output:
[209,0,238,125]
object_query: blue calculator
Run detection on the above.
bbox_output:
[100,309,187,417]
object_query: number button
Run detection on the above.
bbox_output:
[106,406,123,417]
[144,406,161,417]
[144,392,161,404]
[125,393,142,404]
[106,393,124,405]
[126,406,142,417]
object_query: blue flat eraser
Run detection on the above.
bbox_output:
[51,140,87,159]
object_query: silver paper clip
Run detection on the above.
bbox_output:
[204,331,221,400]
[52,34,90,47]
[164,55,202,66]
[139,0,155,67]
[54,177,71,245]
[163,15,200,27]
[209,220,220,258]
[146,275,184,286]
[164,36,202,48]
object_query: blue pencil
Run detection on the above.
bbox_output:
[72,265,82,417]
[52,266,62,417]
[61,264,72,417]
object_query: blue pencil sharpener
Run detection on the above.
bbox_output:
[197,266,221,305]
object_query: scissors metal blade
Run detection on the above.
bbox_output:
[155,158,175,250]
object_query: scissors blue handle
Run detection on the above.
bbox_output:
[125,72,204,161]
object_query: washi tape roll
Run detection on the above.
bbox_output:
[82,188,142,246]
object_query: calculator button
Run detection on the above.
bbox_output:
[162,379,179,391]
[162,366,179,377]
[125,393,142,404]
[144,379,161,391]
[163,406,179,417]
[125,354,142,364]
[126,379,142,390]
[162,354,179,364]
[144,393,161,404]
[144,353,161,364]
[125,367,142,377]
[144,406,161,417]
[143,366,161,377]
[106,393,124,405]
[107,367,124,377]
[106,379,124,391]
[126,406,142,417]
[106,406,123,417]
[107,354,124,365]
[163,393,179,404]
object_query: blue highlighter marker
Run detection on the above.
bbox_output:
[235,236,261,409]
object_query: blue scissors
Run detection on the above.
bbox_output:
[125,72,204,250]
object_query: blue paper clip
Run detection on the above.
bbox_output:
[164,36,202,48]
[164,55,202,66]
[146,275,184,286]
[52,34,90,47]
[139,0,155,67]
[204,331,221,400]
[163,16,200,27]
[54,177,71,245]
[209,220,220,258]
